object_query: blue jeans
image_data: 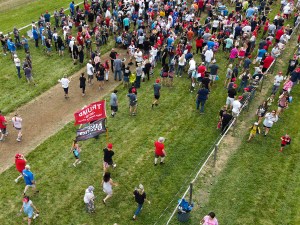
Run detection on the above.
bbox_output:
[237,80,248,92]
[177,65,184,77]
[134,204,143,216]
[114,70,122,80]
[16,66,21,78]
[196,99,206,112]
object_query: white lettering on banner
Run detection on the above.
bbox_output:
[78,104,102,117]
[78,123,103,136]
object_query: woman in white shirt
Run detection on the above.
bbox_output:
[12,114,22,142]
[263,110,278,136]
[102,172,118,204]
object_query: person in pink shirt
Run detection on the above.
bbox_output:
[201,212,218,225]
[229,47,238,63]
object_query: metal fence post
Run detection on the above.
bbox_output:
[213,145,218,167]
[189,182,193,204]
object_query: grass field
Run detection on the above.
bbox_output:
[0,0,81,34]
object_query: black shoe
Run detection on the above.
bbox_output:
[154,163,157,166]
[151,104,154,109]
[160,162,165,165]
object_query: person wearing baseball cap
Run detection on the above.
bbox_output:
[154,137,166,165]
[15,154,27,183]
[20,196,40,224]
[152,79,161,109]
[103,143,116,172]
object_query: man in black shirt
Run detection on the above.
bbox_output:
[103,143,116,172]
[286,55,299,76]
[226,84,237,109]
[109,49,118,72]
[221,111,233,134]
[132,184,150,220]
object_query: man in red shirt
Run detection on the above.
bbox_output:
[275,28,284,43]
[197,62,206,82]
[279,134,291,152]
[154,137,166,165]
[15,154,27,183]
[262,53,274,73]
[0,110,7,141]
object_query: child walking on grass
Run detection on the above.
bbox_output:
[247,122,260,142]
[70,140,81,167]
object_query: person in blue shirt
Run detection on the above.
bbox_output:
[207,39,215,50]
[256,48,267,63]
[196,85,210,114]
[246,7,255,18]
[69,1,75,17]
[22,165,39,195]
[123,17,130,31]
[44,10,51,23]
[21,36,29,53]
[32,27,39,47]
[167,36,174,47]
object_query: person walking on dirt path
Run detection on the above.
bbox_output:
[14,54,22,79]
[70,140,82,167]
[279,134,291,152]
[263,110,278,137]
[110,90,118,117]
[132,184,150,220]
[201,212,218,225]
[0,110,8,141]
[79,73,86,96]
[22,165,39,195]
[12,114,23,142]
[113,57,123,81]
[103,143,116,172]
[84,185,95,213]
[102,172,118,205]
[152,79,161,109]
[19,196,40,225]
[87,60,94,85]
[154,137,166,166]
[15,154,27,183]
[58,76,71,98]
[247,122,261,142]
[110,49,118,72]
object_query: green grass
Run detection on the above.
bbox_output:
[0,0,81,34]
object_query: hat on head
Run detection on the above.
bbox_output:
[254,122,259,125]
[238,96,243,100]
[244,87,250,92]
[107,143,113,149]
[255,76,259,80]
[15,153,22,158]
[156,79,160,83]
[158,137,165,143]
[232,77,236,82]
[233,84,238,88]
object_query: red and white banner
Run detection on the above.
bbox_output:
[74,100,106,125]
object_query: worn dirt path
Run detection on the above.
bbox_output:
[0,49,127,173]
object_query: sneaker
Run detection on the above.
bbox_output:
[33,213,39,219]
[113,164,117,168]
[17,138,21,142]
[0,138,3,141]
[77,161,82,164]
[15,179,18,183]
[160,162,165,165]
[73,163,76,167]
[154,163,157,166]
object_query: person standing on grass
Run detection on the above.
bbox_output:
[152,79,161,109]
[256,101,268,125]
[201,212,218,225]
[58,76,71,98]
[127,91,137,116]
[132,184,150,220]
[154,137,166,166]
[70,140,81,167]
[102,172,118,205]
[263,110,278,137]
[79,73,86,96]
[84,186,95,213]
[271,72,284,95]
[22,165,39,195]
[110,90,118,117]
[277,92,289,117]
[12,114,23,142]
[196,85,209,114]
[24,65,36,85]
[103,143,116,172]
[14,54,22,79]
[15,154,27,183]
[19,196,40,225]
[247,122,261,142]
[279,134,291,152]
[0,110,8,141]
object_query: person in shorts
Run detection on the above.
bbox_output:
[226,84,237,110]
[152,79,161,108]
[0,110,7,141]
[279,134,291,152]
[12,114,22,141]
[70,140,81,167]
[154,137,166,165]
[58,76,71,98]
[110,90,118,117]
[22,165,39,195]
[103,143,116,172]
[127,92,137,116]
[20,196,40,225]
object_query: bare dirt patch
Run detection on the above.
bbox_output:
[0,49,128,173]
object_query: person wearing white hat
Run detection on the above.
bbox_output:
[132,184,150,220]
[247,122,261,142]
[154,137,166,165]
[84,186,95,213]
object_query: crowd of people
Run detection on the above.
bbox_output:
[1,0,300,223]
